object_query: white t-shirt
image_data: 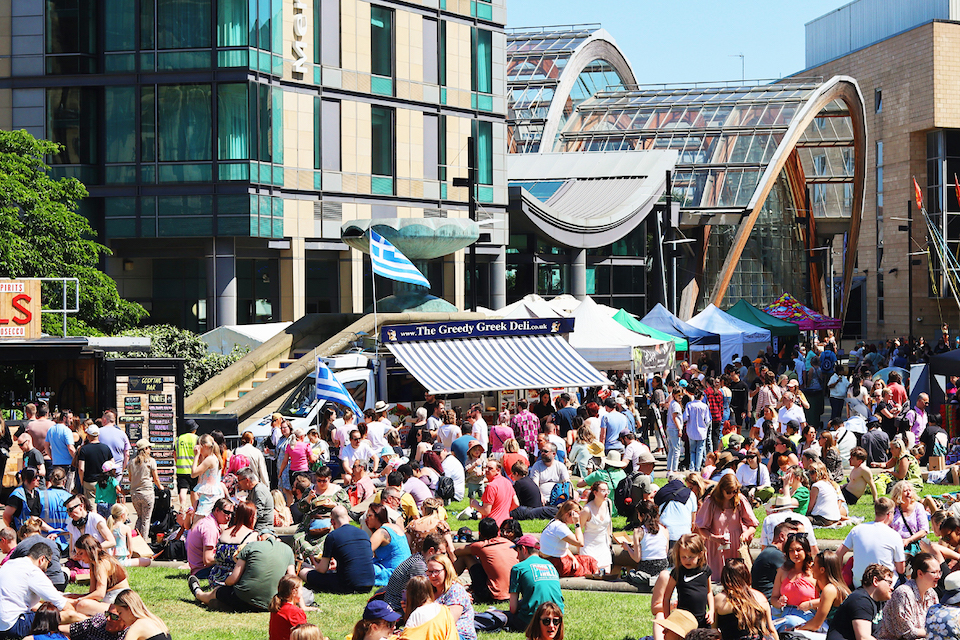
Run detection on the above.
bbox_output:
[810,480,842,520]
[638,525,670,560]
[66,512,108,566]
[529,460,571,504]
[437,424,462,451]
[778,405,807,432]
[735,462,770,487]
[834,427,858,466]
[585,417,601,440]
[548,434,566,456]
[842,520,906,586]
[340,441,377,469]
[334,422,356,448]
[0,557,68,631]
[760,511,819,548]
[472,418,489,451]
[441,455,465,501]
[828,374,850,399]
[366,421,388,453]
[539,520,573,558]
[668,400,683,431]
[623,441,649,471]
[659,492,698,542]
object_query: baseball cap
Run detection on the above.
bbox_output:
[512,534,540,549]
[136,438,152,451]
[86,424,100,437]
[786,419,801,431]
[363,600,401,622]
[943,571,960,605]
[432,442,445,453]
[678,379,688,388]
[728,434,745,448]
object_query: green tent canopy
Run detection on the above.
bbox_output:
[613,309,689,351]
[726,300,801,338]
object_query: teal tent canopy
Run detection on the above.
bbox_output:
[726,300,801,338]
[613,309,689,351]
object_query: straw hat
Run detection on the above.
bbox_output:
[603,450,628,468]
[655,610,698,638]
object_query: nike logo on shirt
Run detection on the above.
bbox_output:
[683,572,704,582]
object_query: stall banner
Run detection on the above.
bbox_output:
[116,375,177,488]
[0,279,41,340]
[633,342,676,376]
[381,317,575,343]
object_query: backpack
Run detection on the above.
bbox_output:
[614,472,650,523]
[548,481,573,507]
[820,350,837,374]
[894,409,914,436]
[435,475,455,502]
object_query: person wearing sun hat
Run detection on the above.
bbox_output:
[654,609,698,640]
[758,494,819,554]
[926,571,960,640]
[577,451,628,511]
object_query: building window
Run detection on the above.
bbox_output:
[877,273,884,323]
[472,28,492,94]
[316,0,340,66]
[423,18,438,85]
[876,140,883,270]
[46,87,98,165]
[151,258,207,331]
[306,257,340,313]
[217,84,249,161]
[371,106,394,194]
[154,0,212,49]
[105,0,136,51]
[439,20,447,87]
[237,258,278,324]
[157,84,213,161]
[371,5,394,95]
[217,0,247,48]
[875,88,882,113]
[46,0,97,73]
[477,121,493,185]
[104,86,137,164]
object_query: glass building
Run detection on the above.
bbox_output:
[506,25,867,319]
[1,0,508,329]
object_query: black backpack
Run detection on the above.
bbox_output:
[436,475,455,502]
[614,472,647,525]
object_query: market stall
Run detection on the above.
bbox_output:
[689,304,771,369]
[612,309,689,352]
[726,300,801,338]
[640,303,720,351]
[760,293,842,331]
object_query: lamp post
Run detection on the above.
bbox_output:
[453,136,477,311]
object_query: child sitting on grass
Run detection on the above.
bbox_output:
[270,574,308,640]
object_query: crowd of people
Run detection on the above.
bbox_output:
[8,329,960,640]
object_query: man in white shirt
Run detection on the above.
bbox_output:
[339,430,377,478]
[0,543,75,636]
[836,497,906,587]
[759,495,819,554]
[529,444,570,505]
[234,431,271,486]
[426,402,444,436]
[468,405,489,451]
[621,431,652,474]
[435,444,465,501]
[777,392,806,433]
[364,408,389,454]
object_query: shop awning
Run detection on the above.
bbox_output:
[385,334,612,395]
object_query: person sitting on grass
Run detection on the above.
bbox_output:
[22,602,67,640]
[107,504,152,568]
[538,501,600,578]
[352,601,401,640]
[713,558,777,640]
[398,575,456,640]
[103,589,171,640]
[269,575,307,640]
[456,517,517,605]
[841,447,878,505]
[65,534,131,615]
[189,531,296,612]
[298,505,375,595]
[509,461,557,521]
[794,550,850,633]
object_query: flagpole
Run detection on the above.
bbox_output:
[370,245,379,351]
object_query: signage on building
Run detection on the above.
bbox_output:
[380,317,575,343]
[116,376,177,486]
[0,279,41,340]
[292,0,308,74]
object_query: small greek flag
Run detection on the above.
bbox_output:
[315,357,363,416]
[369,230,431,288]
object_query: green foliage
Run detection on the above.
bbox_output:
[116,324,249,394]
[0,129,147,335]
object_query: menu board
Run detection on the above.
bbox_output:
[116,375,177,488]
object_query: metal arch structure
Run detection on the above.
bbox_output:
[507,26,637,154]
[709,75,867,321]
[538,32,638,152]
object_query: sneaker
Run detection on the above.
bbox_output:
[457,508,474,520]
[187,575,201,597]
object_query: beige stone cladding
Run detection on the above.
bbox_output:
[802,21,960,339]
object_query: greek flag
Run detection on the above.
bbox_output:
[369,230,431,288]
[315,357,363,416]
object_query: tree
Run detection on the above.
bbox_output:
[0,129,147,335]
[116,325,248,395]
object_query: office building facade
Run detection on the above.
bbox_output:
[0,0,508,330]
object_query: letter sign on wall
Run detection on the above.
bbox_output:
[0,279,42,340]
[292,0,309,75]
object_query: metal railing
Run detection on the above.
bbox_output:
[38,278,80,337]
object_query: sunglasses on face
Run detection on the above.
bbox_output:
[106,611,121,621]
[540,618,561,626]
[221,509,234,516]
[66,503,83,512]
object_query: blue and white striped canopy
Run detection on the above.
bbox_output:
[386,334,611,395]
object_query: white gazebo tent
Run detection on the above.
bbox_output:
[688,304,771,369]
[494,293,566,319]
[568,297,668,369]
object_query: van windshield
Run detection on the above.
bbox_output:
[278,377,317,417]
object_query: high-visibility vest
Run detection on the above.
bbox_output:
[176,433,198,475]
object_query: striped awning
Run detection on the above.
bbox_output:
[385,334,611,395]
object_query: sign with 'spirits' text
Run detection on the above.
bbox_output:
[381,317,576,343]
[0,279,41,340]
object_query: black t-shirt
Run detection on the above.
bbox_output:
[77,442,113,483]
[322,524,376,588]
[728,380,749,413]
[513,476,543,508]
[874,400,895,433]
[750,545,785,599]
[554,406,577,437]
[532,401,555,422]
[826,587,881,640]
[6,487,41,522]
[422,400,439,418]
[22,448,43,471]
[670,564,711,622]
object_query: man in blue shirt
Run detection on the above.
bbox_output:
[46,413,75,485]
[553,394,578,442]
[599,398,628,453]
[683,390,711,472]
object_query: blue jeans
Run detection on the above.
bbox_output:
[689,438,706,472]
[775,605,814,631]
[667,427,682,471]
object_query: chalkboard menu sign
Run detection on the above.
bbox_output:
[116,374,177,488]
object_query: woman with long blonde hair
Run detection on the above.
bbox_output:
[425,554,475,640]
[108,589,170,640]
[713,558,777,640]
[796,550,849,632]
[191,433,223,516]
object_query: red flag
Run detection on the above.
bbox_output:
[955,174,960,210]
[914,177,924,210]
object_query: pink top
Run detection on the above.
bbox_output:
[286,440,312,472]
[694,495,760,577]
[489,425,514,453]
[356,476,376,502]
[780,573,816,606]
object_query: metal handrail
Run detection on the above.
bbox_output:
[37,278,79,337]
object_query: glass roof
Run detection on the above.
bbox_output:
[507,25,628,153]
[557,81,856,212]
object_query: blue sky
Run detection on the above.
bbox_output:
[506,1,848,84]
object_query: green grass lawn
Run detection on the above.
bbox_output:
[101,567,653,640]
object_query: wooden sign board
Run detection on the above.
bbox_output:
[116,375,178,488]
[0,279,41,340]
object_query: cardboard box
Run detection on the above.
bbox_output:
[929,456,945,471]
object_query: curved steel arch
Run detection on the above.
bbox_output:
[709,76,867,321]
[540,31,638,152]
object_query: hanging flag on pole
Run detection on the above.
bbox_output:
[914,176,925,211]
[954,174,960,210]
[315,357,363,416]
[369,230,432,288]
